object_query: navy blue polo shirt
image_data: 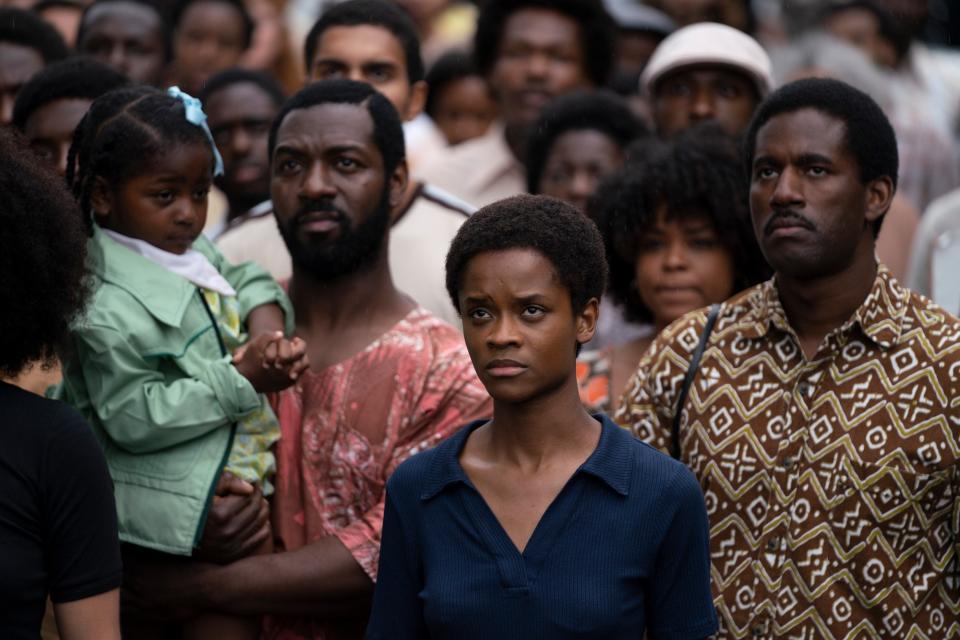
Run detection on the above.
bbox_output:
[367,414,717,640]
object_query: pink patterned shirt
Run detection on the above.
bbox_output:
[263,308,492,640]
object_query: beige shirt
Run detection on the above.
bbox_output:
[214,184,471,327]
[417,122,526,208]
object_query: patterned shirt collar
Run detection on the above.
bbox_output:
[745,264,907,349]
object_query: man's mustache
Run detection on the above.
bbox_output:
[293,200,348,225]
[764,209,816,236]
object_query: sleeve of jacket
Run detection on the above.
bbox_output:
[75,320,261,454]
[196,235,295,336]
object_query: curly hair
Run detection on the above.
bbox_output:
[473,0,616,87]
[525,90,647,194]
[0,129,89,377]
[0,7,69,62]
[446,194,607,317]
[66,86,216,235]
[304,0,424,84]
[269,79,405,178]
[77,0,173,62]
[13,58,129,131]
[744,77,898,237]
[590,125,770,323]
[171,0,253,49]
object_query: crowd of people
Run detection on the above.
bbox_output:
[1,0,960,639]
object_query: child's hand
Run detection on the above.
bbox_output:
[263,336,309,381]
[233,331,298,392]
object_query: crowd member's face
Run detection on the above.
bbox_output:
[749,108,891,280]
[489,8,592,130]
[38,4,83,48]
[459,247,597,405]
[653,64,758,138]
[24,98,92,177]
[173,0,247,95]
[538,129,623,213]
[205,81,278,210]
[308,25,425,122]
[431,75,497,146]
[272,102,406,278]
[824,8,893,68]
[78,2,167,86]
[634,207,735,329]
[0,42,44,125]
[93,142,213,254]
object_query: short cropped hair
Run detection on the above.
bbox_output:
[591,126,770,323]
[199,67,285,107]
[743,77,898,235]
[446,194,607,316]
[473,0,615,87]
[13,58,129,130]
[269,79,405,176]
[0,129,89,376]
[526,90,647,194]
[171,0,253,49]
[304,0,424,84]
[0,7,69,63]
[424,50,483,118]
[77,0,173,61]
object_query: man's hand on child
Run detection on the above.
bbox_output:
[194,472,271,565]
[233,332,309,392]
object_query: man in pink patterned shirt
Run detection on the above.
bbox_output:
[124,80,490,639]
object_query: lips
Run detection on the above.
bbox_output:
[485,358,528,378]
[295,209,344,234]
[764,212,814,237]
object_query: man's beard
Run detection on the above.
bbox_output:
[277,188,391,280]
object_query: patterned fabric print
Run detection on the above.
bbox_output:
[577,348,612,414]
[264,308,492,640]
[615,267,960,639]
[202,288,281,494]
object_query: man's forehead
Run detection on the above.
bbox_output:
[755,108,848,154]
[207,82,278,119]
[314,24,406,69]
[659,63,754,86]
[85,1,161,30]
[276,102,376,149]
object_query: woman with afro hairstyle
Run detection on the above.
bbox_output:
[578,125,770,414]
[0,128,122,639]
[367,195,717,639]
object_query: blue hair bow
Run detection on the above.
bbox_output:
[167,86,225,177]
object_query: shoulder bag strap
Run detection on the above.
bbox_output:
[671,303,721,460]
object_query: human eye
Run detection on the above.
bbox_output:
[192,186,210,201]
[806,166,828,177]
[688,235,719,249]
[521,305,546,319]
[715,81,743,98]
[754,165,778,180]
[638,237,664,251]
[335,156,360,171]
[663,79,692,98]
[276,157,301,175]
[313,64,343,80]
[468,307,492,321]
[366,65,393,83]
[152,189,175,205]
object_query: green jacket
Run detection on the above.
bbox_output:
[59,227,294,555]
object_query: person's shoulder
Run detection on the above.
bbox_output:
[387,425,469,497]
[416,183,476,218]
[1,384,94,446]
[405,308,467,349]
[622,432,704,506]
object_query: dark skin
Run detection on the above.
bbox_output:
[78,1,168,86]
[749,108,893,360]
[123,101,410,620]
[0,42,44,125]
[458,248,600,553]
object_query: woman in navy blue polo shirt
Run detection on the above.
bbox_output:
[367,195,717,639]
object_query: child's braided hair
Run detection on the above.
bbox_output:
[66,86,214,235]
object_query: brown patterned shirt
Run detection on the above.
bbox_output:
[615,266,960,639]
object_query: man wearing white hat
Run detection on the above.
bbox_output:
[641,21,772,138]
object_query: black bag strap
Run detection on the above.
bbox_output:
[671,303,721,460]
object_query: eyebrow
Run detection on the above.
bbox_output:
[796,153,834,166]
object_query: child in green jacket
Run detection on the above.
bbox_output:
[60,86,307,638]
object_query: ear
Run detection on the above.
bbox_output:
[575,297,600,346]
[402,80,428,121]
[90,176,113,222]
[388,158,409,209]
[864,175,894,227]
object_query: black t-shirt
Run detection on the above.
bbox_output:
[0,381,122,638]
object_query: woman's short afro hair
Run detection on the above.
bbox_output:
[473,0,616,87]
[526,90,647,193]
[590,124,770,323]
[0,129,89,376]
[445,194,607,315]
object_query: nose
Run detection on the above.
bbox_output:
[487,313,522,350]
[107,45,128,74]
[524,51,550,80]
[232,128,252,156]
[662,237,689,271]
[567,171,594,212]
[689,86,716,120]
[301,161,336,199]
[771,166,804,208]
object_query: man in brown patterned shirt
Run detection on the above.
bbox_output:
[616,77,960,639]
